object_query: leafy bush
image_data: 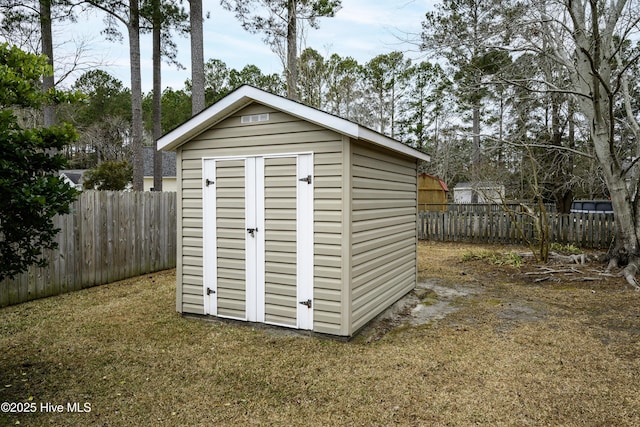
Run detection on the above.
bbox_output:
[83,160,133,191]
[550,243,581,255]
[0,43,79,280]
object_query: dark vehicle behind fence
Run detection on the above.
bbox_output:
[570,200,614,214]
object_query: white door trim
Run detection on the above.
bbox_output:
[296,153,314,330]
[255,157,266,323]
[202,153,313,330]
[245,157,258,322]
[202,158,217,316]
[243,157,266,323]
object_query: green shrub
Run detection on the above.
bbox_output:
[550,243,581,255]
[83,160,133,191]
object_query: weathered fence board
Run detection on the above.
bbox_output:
[419,210,615,249]
[0,191,177,308]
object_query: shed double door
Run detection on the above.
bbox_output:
[203,154,313,330]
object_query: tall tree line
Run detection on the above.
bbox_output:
[0,0,342,188]
[416,0,640,285]
[2,2,637,225]
[6,0,640,282]
[0,0,189,190]
[0,0,621,206]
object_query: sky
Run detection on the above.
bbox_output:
[53,0,438,92]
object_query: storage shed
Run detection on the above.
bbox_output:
[453,182,505,204]
[157,85,430,337]
[418,173,448,211]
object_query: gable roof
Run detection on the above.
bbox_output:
[157,85,431,162]
[59,169,87,186]
[143,146,176,177]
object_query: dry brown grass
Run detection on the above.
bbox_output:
[1,242,639,426]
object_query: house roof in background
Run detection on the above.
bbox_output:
[59,169,87,185]
[143,147,176,177]
[157,85,431,162]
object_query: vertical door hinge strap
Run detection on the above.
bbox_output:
[299,299,312,309]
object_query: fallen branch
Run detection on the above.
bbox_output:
[525,268,583,275]
[549,252,587,265]
[516,252,535,258]
[596,272,617,278]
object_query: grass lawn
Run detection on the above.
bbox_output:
[1,241,639,426]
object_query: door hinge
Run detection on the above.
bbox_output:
[299,299,312,309]
[205,178,214,187]
[206,287,215,295]
[299,175,312,184]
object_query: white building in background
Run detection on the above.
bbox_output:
[59,169,87,190]
[453,182,505,204]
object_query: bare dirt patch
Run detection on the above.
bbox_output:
[362,241,639,364]
[357,278,481,342]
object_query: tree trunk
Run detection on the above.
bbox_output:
[129,0,144,192]
[554,105,575,214]
[152,0,162,191]
[286,0,298,100]
[471,97,481,204]
[190,0,205,115]
[39,0,55,127]
[566,0,640,287]
[470,5,481,204]
[378,87,384,134]
[550,93,573,214]
[594,127,640,288]
[390,77,395,139]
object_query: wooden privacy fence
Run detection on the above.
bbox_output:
[419,210,615,249]
[0,191,177,308]
[420,203,558,213]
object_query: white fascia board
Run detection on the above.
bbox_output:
[246,87,360,137]
[245,88,429,161]
[158,86,360,151]
[357,127,431,162]
[158,85,431,162]
[158,92,253,151]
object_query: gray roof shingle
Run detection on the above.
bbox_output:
[143,146,176,177]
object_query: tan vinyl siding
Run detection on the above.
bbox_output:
[215,159,246,319]
[350,141,418,333]
[177,148,204,314]
[264,157,297,327]
[178,103,344,335]
[313,149,344,334]
[175,149,186,312]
